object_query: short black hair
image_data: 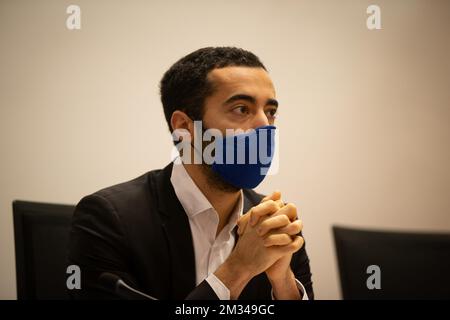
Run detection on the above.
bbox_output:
[159,47,267,131]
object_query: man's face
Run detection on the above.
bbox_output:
[201,66,278,133]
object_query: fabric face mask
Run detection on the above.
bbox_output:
[210,125,276,189]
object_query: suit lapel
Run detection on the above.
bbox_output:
[232,190,254,246]
[152,164,268,299]
[243,191,254,213]
[154,163,196,299]
[236,190,271,299]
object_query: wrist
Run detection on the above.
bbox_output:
[226,254,253,282]
[268,267,294,284]
[214,255,253,299]
[269,269,301,300]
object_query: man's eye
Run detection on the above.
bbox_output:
[232,105,249,115]
[266,108,278,118]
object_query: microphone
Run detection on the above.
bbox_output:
[99,272,158,300]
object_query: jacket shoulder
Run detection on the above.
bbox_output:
[95,170,158,199]
[77,167,167,218]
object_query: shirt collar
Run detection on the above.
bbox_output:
[170,160,244,223]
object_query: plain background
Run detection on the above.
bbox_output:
[1,0,449,299]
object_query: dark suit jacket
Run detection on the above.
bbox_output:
[67,162,314,299]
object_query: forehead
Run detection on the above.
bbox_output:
[207,66,275,97]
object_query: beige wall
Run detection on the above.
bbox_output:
[1,0,449,299]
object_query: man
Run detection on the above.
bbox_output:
[68,47,313,300]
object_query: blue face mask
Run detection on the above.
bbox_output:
[211,125,276,189]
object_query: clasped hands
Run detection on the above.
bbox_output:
[234,191,304,299]
[215,190,304,299]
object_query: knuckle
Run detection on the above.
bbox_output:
[298,236,305,248]
[257,226,265,235]
[257,200,267,209]
[260,219,269,229]
[287,242,296,251]
[275,200,284,208]
[280,215,290,224]
[265,235,275,245]
[283,224,293,233]
[290,236,303,251]
[253,204,262,213]
[257,200,275,216]
[268,201,279,211]
[292,220,302,232]
[291,223,301,234]
[286,203,297,213]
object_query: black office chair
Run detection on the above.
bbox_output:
[13,200,75,299]
[333,225,450,299]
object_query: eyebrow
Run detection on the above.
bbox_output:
[223,94,278,107]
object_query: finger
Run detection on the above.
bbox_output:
[250,200,281,227]
[261,190,281,203]
[256,199,285,225]
[270,203,298,222]
[237,198,285,235]
[274,199,285,209]
[280,236,304,254]
[237,213,251,235]
[238,200,284,235]
[264,234,293,247]
[256,215,291,236]
[239,194,281,223]
[250,199,290,229]
[268,220,303,237]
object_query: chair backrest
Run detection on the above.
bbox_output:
[332,225,450,299]
[13,200,75,300]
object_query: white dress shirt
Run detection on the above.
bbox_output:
[170,161,308,300]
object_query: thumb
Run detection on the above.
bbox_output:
[261,190,282,203]
[262,191,284,210]
[237,212,251,236]
[238,191,283,235]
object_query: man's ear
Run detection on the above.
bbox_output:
[170,110,193,134]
